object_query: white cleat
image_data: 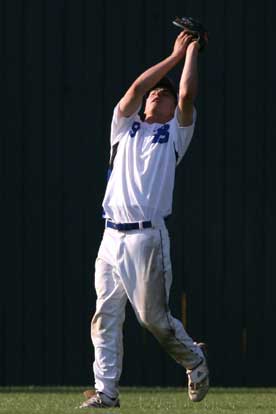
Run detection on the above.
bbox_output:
[79,390,120,409]
[187,342,209,402]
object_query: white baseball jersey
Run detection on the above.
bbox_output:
[102,103,196,223]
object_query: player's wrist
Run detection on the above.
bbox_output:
[170,50,186,63]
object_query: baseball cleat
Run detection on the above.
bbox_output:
[186,342,209,402]
[79,390,120,409]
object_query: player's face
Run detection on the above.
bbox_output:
[145,88,176,118]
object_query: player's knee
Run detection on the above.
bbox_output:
[91,312,109,336]
[91,313,101,336]
[139,312,170,338]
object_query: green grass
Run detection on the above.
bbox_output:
[0,387,276,414]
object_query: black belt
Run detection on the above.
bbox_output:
[106,220,152,231]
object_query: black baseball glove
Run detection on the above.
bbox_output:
[172,16,208,52]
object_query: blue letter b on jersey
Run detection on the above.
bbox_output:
[152,124,170,144]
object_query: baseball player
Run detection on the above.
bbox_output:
[80,29,209,409]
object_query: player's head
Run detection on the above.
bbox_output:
[144,77,178,122]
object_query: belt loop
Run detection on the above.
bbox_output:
[138,221,143,230]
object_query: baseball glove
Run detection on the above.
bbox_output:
[172,16,208,52]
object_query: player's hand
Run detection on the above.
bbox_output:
[171,31,194,60]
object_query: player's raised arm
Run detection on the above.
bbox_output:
[118,32,193,118]
[177,39,199,126]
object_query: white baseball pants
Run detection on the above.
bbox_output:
[91,222,203,398]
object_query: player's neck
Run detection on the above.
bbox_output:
[144,112,173,124]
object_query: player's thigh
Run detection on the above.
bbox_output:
[94,257,125,301]
[125,229,169,321]
[92,258,127,335]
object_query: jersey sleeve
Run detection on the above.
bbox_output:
[172,106,197,166]
[110,102,141,147]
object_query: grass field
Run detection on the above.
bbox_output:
[0,387,276,414]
